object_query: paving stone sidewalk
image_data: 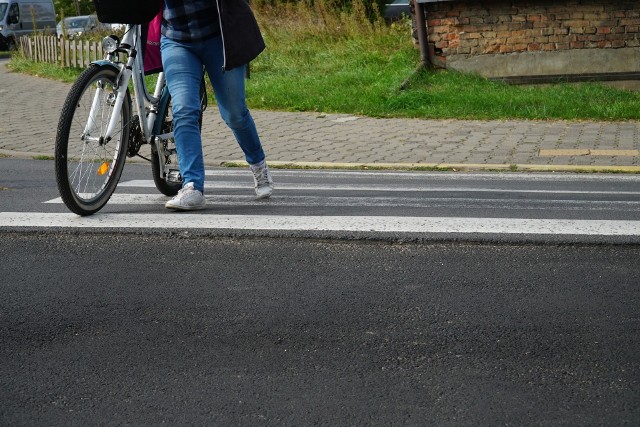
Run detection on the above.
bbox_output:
[1,60,639,171]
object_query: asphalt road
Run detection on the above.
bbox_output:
[2,158,640,243]
[1,158,639,424]
[1,233,639,425]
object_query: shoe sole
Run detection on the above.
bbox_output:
[255,185,273,199]
[165,203,207,211]
[255,192,272,199]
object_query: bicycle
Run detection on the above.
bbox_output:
[54,22,206,216]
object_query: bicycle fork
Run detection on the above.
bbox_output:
[83,65,132,146]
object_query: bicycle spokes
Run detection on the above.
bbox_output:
[55,65,131,215]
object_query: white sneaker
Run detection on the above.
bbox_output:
[165,182,206,211]
[250,161,273,199]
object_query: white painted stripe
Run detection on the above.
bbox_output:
[117,179,640,196]
[204,169,640,183]
[43,193,640,211]
[44,194,167,204]
[1,212,639,236]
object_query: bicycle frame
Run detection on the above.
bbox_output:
[55,23,188,215]
[87,24,170,149]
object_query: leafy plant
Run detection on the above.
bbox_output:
[9,1,640,121]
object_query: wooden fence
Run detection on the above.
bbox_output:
[18,35,104,68]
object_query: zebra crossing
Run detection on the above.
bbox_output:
[2,168,640,241]
[2,212,639,237]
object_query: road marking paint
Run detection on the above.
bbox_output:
[43,193,640,211]
[2,212,639,236]
[591,150,640,156]
[44,194,168,204]
[539,149,640,157]
[205,169,640,181]
[539,149,591,156]
[116,180,640,196]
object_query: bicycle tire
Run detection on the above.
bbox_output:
[150,93,181,196]
[151,79,206,197]
[55,65,131,216]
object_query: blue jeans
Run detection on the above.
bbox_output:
[160,35,266,193]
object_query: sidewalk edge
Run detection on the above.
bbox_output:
[2,150,639,173]
[222,160,640,174]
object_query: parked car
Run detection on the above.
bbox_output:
[385,0,411,21]
[56,14,109,38]
[110,23,125,32]
[0,0,56,50]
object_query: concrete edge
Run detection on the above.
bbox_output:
[223,160,640,174]
[0,149,53,160]
[0,149,150,164]
[2,150,639,174]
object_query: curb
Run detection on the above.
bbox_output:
[3,150,639,174]
[223,160,640,174]
[0,149,150,164]
[0,149,52,160]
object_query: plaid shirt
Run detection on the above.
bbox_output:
[162,0,220,42]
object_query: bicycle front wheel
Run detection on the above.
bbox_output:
[55,65,131,216]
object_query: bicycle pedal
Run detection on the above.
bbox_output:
[167,169,183,183]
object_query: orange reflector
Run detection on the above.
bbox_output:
[97,162,110,175]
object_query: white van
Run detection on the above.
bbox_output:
[0,0,56,50]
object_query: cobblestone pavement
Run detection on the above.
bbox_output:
[2,59,639,171]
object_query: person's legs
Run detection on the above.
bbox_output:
[198,36,266,165]
[160,36,206,193]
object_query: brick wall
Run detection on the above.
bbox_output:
[424,0,640,67]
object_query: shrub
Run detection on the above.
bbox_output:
[253,0,388,40]
[252,0,386,23]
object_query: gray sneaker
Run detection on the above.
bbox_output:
[250,161,273,199]
[165,182,206,211]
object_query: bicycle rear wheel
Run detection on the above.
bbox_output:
[150,94,181,196]
[55,65,131,216]
[151,78,206,196]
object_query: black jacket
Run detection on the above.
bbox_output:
[215,0,265,71]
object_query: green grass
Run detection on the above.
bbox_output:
[247,29,418,116]
[385,68,640,120]
[8,54,81,83]
[7,2,640,121]
[247,8,640,120]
